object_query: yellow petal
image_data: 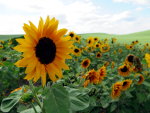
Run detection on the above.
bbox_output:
[41,65,46,86]
[25,58,38,73]
[33,62,42,83]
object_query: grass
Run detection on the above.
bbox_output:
[0,30,150,44]
[79,30,150,44]
[0,35,23,40]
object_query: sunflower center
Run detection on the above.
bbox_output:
[69,33,74,37]
[35,37,56,64]
[97,53,101,57]
[121,66,128,72]
[74,49,79,53]
[96,44,99,47]
[128,55,134,62]
[76,37,79,40]
[123,82,127,86]
[83,60,89,66]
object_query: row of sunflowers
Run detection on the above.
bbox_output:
[0,16,150,113]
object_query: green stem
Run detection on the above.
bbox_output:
[29,81,45,113]
[31,103,38,113]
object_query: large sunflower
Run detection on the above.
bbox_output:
[121,79,132,91]
[118,64,130,77]
[14,16,73,86]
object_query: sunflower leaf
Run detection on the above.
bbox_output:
[43,84,70,113]
[0,89,22,112]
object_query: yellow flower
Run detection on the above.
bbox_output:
[81,58,91,68]
[136,74,145,85]
[68,31,75,39]
[126,45,133,50]
[118,48,122,53]
[95,43,100,48]
[125,54,135,66]
[87,37,94,47]
[72,47,81,56]
[83,69,99,87]
[14,16,73,86]
[0,45,3,49]
[0,40,4,44]
[93,37,99,42]
[121,79,132,91]
[118,64,130,77]
[111,82,123,99]
[104,61,110,67]
[111,61,115,69]
[96,52,102,58]
[111,38,117,44]
[145,53,150,68]
[74,35,80,43]
[100,44,110,53]
[97,66,106,83]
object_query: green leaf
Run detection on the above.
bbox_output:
[67,88,89,112]
[20,106,41,113]
[143,81,150,87]
[110,104,117,112]
[43,84,70,113]
[1,90,22,112]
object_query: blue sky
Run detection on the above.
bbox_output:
[0,0,150,34]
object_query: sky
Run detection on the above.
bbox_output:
[0,0,150,34]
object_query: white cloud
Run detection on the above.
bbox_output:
[0,0,150,34]
[113,0,150,5]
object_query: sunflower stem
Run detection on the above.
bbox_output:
[31,103,38,113]
[29,81,45,113]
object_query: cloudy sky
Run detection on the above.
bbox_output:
[0,0,150,34]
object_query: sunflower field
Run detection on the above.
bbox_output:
[0,16,150,113]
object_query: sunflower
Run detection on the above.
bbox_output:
[145,53,150,68]
[113,50,117,55]
[96,52,102,58]
[136,74,145,85]
[95,43,100,48]
[74,35,80,43]
[72,47,81,56]
[14,16,73,86]
[68,31,75,39]
[126,45,133,50]
[121,79,132,91]
[111,61,115,69]
[0,40,4,44]
[97,66,106,81]
[125,54,135,66]
[111,82,123,99]
[100,44,110,53]
[118,64,130,77]
[0,45,3,49]
[83,69,99,87]
[118,48,122,53]
[104,61,110,67]
[111,38,117,44]
[81,58,91,68]
[94,37,99,42]
[87,37,94,47]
